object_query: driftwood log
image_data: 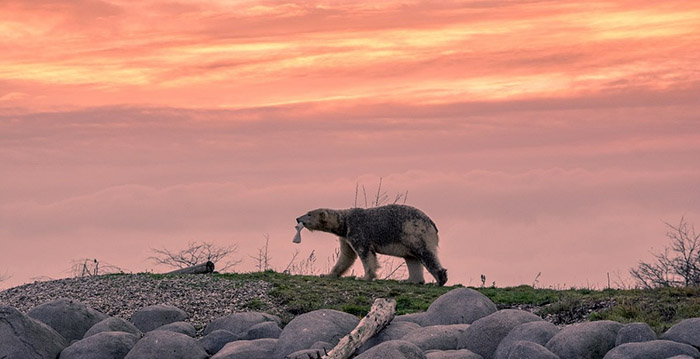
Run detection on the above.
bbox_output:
[322,298,397,359]
[166,261,215,275]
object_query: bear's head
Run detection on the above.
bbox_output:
[296,208,341,232]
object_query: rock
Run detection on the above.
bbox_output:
[403,324,470,351]
[506,341,559,359]
[395,312,429,326]
[286,348,329,359]
[355,340,427,359]
[0,306,69,359]
[129,304,188,333]
[546,320,623,359]
[241,321,282,340]
[459,309,543,359]
[615,322,656,346]
[426,349,484,359]
[27,298,109,342]
[494,321,559,359]
[311,341,333,350]
[199,329,239,355]
[602,340,700,359]
[667,356,695,359]
[204,311,281,336]
[273,309,359,358]
[153,321,196,337]
[59,332,139,359]
[661,318,700,349]
[210,338,278,359]
[423,288,497,326]
[84,317,143,338]
[123,330,208,359]
[358,320,422,353]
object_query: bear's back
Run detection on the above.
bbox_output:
[345,205,437,242]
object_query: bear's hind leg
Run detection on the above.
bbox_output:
[323,238,357,278]
[418,250,448,286]
[357,248,379,281]
[404,256,425,284]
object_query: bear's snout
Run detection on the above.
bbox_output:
[296,214,309,224]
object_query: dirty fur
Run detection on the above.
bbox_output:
[296,204,448,286]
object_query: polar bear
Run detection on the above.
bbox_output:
[296,204,447,286]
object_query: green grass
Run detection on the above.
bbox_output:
[146,271,700,332]
[215,270,459,323]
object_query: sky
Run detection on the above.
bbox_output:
[1,0,699,289]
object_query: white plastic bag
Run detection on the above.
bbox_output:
[292,222,304,243]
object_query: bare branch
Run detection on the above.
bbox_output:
[283,249,300,274]
[69,258,123,278]
[630,217,700,288]
[362,185,368,208]
[150,241,241,271]
[380,257,406,280]
[354,182,359,208]
[285,250,318,275]
[374,177,383,207]
[250,234,272,272]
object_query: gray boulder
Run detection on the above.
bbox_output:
[423,288,497,326]
[506,341,559,359]
[84,317,142,338]
[204,311,281,336]
[546,320,623,359]
[359,321,422,353]
[285,341,335,358]
[210,338,278,359]
[199,329,239,355]
[667,356,696,359]
[426,349,484,359]
[286,348,329,359]
[59,332,139,359]
[241,321,282,340]
[129,304,187,333]
[273,309,359,358]
[355,340,427,359]
[395,312,429,326]
[459,309,543,359]
[311,341,333,350]
[602,340,700,359]
[0,306,69,359]
[123,330,208,359]
[615,322,656,346]
[494,321,559,359]
[27,298,109,342]
[661,318,700,349]
[403,324,470,351]
[153,321,196,337]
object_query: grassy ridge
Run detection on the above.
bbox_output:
[205,271,700,333]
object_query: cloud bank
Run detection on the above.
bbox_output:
[1,0,699,288]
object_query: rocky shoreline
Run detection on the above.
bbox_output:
[3,275,700,359]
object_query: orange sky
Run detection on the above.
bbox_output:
[3,0,699,110]
[1,0,700,289]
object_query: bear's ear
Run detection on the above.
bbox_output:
[319,210,328,219]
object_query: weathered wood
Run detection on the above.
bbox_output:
[166,261,215,274]
[322,298,397,359]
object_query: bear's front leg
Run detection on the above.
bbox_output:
[323,238,357,278]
